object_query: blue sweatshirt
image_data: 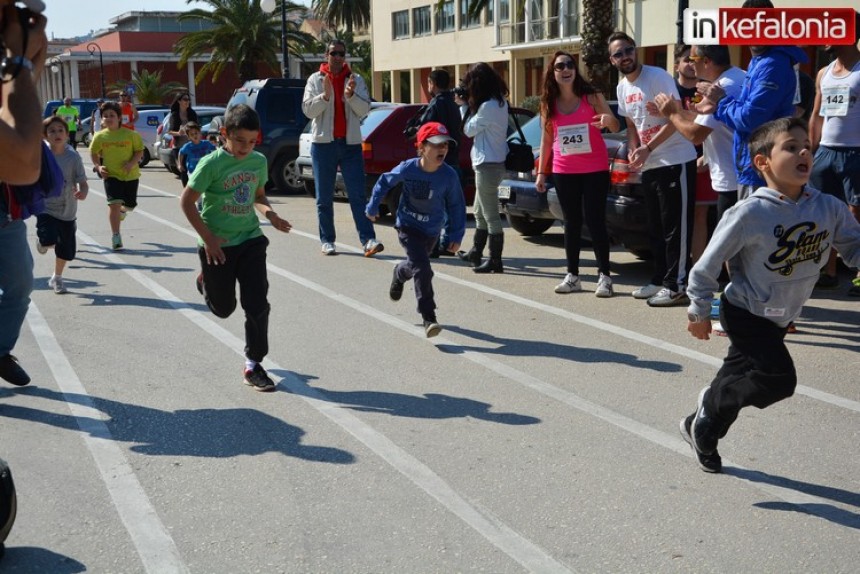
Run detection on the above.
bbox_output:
[714,46,808,187]
[686,186,860,327]
[366,158,466,243]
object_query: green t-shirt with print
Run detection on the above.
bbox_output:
[56,104,79,132]
[89,127,144,181]
[188,148,269,247]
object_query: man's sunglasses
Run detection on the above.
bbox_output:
[328,50,346,57]
[610,46,636,60]
[553,60,576,71]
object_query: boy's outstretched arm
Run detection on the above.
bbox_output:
[254,186,291,233]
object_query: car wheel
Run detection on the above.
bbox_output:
[303,179,316,197]
[506,214,554,236]
[138,148,151,168]
[272,153,304,194]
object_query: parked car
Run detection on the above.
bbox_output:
[223,78,308,194]
[497,114,651,257]
[154,106,227,174]
[296,102,534,213]
[134,109,171,167]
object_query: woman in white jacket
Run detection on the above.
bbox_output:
[458,63,509,274]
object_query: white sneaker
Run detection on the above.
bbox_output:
[321,242,336,255]
[35,238,48,255]
[554,273,582,294]
[632,283,662,299]
[595,273,613,298]
[363,238,384,257]
[48,275,67,294]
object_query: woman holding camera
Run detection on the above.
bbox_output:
[458,63,509,274]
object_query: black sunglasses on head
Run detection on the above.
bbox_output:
[553,60,576,71]
[328,50,345,57]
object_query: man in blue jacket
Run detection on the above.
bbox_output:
[697,44,807,200]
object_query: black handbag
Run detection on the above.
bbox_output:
[505,111,534,172]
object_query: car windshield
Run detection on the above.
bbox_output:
[509,115,542,147]
[360,107,396,138]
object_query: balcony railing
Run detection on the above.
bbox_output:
[497,13,579,46]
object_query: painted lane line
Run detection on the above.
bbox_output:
[26,303,189,574]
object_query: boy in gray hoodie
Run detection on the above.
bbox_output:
[680,117,860,473]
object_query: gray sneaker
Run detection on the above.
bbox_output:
[321,242,337,256]
[647,287,689,307]
[554,273,582,294]
[48,276,67,294]
[35,238,49,255]
[632,283,662,299]
[595,273,613,298]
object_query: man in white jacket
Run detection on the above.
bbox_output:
[302,39,382,257]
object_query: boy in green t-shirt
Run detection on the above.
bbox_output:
[56,97,80,148]
[89,101,144,250]
[180,104,292,392]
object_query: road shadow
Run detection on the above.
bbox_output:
[272,370,539,425]
[0,387,353,464]
[784,305,860,352]
[70,255,195,274]
[438,325,682,373]
[725,467,860,529]
[0,547,86,573]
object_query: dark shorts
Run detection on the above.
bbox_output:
[104,177,140,209]
[36,214,77,261]
[810,145,860,206]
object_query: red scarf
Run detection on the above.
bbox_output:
[320,63,352,138]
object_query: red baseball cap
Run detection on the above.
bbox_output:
[416,122,456,146]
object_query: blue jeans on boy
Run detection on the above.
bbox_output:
[0,219,34,356]
[311,139,376,246]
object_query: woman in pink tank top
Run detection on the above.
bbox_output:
[535,52,620,297]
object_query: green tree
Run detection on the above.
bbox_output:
[109,69,186,105]
[174,0,314,84]
[311,0,370,37]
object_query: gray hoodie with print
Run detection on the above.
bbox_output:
[687,186,860,328]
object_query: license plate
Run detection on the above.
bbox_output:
[498,185,511,200]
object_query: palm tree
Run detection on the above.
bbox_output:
[174,0,314,84]
[109,69,186,105]
[311,0,370,37]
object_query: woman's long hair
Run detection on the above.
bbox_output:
[463,62,509,114]
[169,91,197,131]
[540,52,597,121]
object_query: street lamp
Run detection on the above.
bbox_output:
[86,42,106,99]
[261,0,289,78]
[49,56,67,98]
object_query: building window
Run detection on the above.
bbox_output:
[393,10,410,39]
[487,3,494,25]
[499,0,510,23]
[459,0,480,29]
[436,1,455,32]
[413,6,432,36]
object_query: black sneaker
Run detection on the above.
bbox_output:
[389,268,404,301]
[423,319,442,338]
[0,354,30,386]
[243,364,276,392]
[690,387,720,455]
[680,415,722,473]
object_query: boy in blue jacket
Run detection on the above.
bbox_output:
[366,122,466,337]
[680,117,860,473]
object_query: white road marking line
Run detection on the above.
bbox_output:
[73,229,575,574]
[26,303,189,574]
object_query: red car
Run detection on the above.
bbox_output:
[296,103,534,212]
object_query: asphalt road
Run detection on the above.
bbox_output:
[2,155,859,573]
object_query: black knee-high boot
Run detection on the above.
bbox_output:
[458,228,488,267]
[474,233,503,274]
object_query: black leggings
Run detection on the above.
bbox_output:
[554,171,611,276]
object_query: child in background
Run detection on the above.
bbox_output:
[681,117,860,474]
[89,101,144,251]
[365,122,466,337]
[36,117,88,294]
[178,122,215,188]
[179,104,292,392]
